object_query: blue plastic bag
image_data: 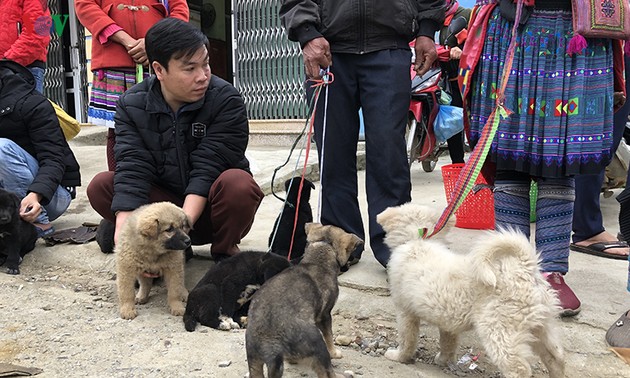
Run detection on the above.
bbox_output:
[434,105,464,143]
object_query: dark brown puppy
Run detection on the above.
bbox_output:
[246,223,363,378]
[0,188,37,275]
[183,251,291,332]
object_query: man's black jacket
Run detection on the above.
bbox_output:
[111,74,251,213]
[280,0,445,53]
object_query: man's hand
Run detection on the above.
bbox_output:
[302,37,332,79]
[182,194,207,229]
[414,36,438,76]
[114,211,131,245]
[449,46,462,61]
[19,192,42,223]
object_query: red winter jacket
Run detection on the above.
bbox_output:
[75,0,189,71]
[0,0,51,66]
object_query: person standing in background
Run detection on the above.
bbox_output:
[439,0,470,164]
[0,0,52,93]
[460,0,626,317]
[75,0,189,171]
[279,0,445,269]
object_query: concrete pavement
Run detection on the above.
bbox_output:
[40,126,630,376]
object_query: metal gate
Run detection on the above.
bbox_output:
[45,0,89,122]
[234,0,307,120]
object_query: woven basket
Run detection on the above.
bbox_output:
[441,163,495,230]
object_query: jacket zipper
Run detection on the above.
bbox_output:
[358,0,365,54]
[172,115,187,186]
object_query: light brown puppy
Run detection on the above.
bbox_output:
[246,223,363,378]
[116,202,191,320]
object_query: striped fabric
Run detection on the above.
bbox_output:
[87,68,148,128]
[535,178,575,273]
[469,8,614,178]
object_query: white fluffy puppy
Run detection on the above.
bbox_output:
[377,203,564,378]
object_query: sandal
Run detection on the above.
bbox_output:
[569,241,629,260]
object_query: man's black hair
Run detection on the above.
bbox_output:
[145,18,210,70]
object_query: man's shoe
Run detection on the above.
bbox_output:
[544,272,581,317]
[96,219,115,254]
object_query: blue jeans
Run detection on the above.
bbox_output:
[0,138,71,224]
[28,67,45,94]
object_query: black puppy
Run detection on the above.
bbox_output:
[268,177,315,263]
[0,189,38,274]
[183,251,291,331]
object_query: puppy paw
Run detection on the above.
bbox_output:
[329,348,343,359]
[384,348,401,362]
[434,351,450,366]
[179,289,188,302]
[6,267,19,275]
[384,348,414,363]
[135,294,149,304]
[218,315,240,331]
[119,305,137,320]
[169,302,186,317]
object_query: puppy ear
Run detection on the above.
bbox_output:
[307,180,315,189]
[138,216,160,239]
[376,207,398,232]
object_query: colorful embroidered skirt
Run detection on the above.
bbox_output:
[87,68,148,128]
[468,8,614,177]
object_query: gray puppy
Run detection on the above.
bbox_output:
[246,223,363,378]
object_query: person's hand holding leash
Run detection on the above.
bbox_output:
[302,37,332,79]
[414,36,438,76]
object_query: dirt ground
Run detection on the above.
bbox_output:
[0,244,538,378]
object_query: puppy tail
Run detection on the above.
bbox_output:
[470,228,539,287]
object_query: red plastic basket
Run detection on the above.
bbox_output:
[441,163,495,230]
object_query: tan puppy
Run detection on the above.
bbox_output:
[246,223,363,378]
[116,202,191,320]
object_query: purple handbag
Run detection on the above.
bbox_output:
[572,0,630,39]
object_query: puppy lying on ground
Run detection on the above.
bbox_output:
[116,202,191,320]
[247,223,363,378]
[268,177,315,263]
[0,188,37,275]
[377,203,565,378]
[183,251,291,331]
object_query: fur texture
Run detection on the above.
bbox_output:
[183,251,291,331]
[246,223,363,378]
[377,203,565,378]
[268,177,315,263]
[115,202,191,320]
[0,188,37,275]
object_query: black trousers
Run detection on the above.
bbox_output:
[572,56,630,243]
[306,50,412,267]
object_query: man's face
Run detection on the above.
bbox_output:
[153,46,211,112]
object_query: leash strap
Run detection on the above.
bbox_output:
[426,0,522,238]
[267,69,334,257]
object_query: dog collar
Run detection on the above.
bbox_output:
[142,271,161,278]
